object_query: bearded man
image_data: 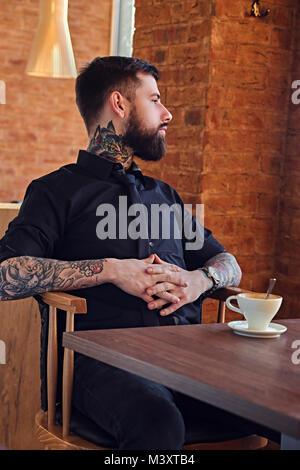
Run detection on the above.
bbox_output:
[0,57,278,449]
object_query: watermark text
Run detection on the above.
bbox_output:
[291,80,300,105]
[0,80,5,104]
[96,198,205,250]
[0,340,6,365]
[291,340,300,365]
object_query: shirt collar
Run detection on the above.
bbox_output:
[76,150,146,186]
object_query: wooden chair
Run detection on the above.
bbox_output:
[35,287,268,450]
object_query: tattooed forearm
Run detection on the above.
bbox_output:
[204,252,242,288]
[0,256,107,301]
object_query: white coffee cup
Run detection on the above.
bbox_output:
[225,293,283,331]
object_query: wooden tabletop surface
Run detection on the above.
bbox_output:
[63,319,300,439]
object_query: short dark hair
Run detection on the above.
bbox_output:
[75,56,159,132]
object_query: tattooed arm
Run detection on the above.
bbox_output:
[0,256,110,301]
[204,252,242,288]
[144,252,242,316]
[0,255,183,304]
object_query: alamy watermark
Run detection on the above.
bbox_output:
[291,340,300,365]
[96,198,205,250]
[0,340,6,365]
[0,80,5,104]
[291,80,300,105]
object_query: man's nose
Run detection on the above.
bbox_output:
[161,104,172,123]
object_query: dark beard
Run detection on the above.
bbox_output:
[123,110,167,162]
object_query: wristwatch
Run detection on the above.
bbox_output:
[199,266,221,287]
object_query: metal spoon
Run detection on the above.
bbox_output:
[265,278,276,299]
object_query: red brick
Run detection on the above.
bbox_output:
[287,105,300,131]
[179,151,203,170]
[284,157,300,174]
[210,43,238,63]
[166,85,206,106]
[236,45,269,67]
[254,234,276,256]
[153,24,188,45]
[258,194,279,216]
[206,108,264,130]
[201,193,258,215]
[291,218,300,238]
[169,42,209,65]
[202,173,281,196]
[271,28,293,50]
[213,0,250,19]
[211,19,272,47]
[204,130,284,153]
[220,234,256,256]
[207,86,288,110]
[281,175,300,198]
[267,48,293,69]
[159,67,185,86]
[202,152,260,174]
[162,169,200,193]
[166,124,204,147]
[134,46,169,65]
[135,4,171,27]
[133,28,154,48]
[184,109,204,126]
[183,65,209,85]
[211,63,268,89]
[268,68,291,91]
[188,19,211,42]
[260,154,283,175]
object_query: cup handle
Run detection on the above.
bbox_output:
[225,295,242,314]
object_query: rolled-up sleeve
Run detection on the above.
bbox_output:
[0,180,65,263]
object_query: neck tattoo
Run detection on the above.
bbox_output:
[87,121,133,170]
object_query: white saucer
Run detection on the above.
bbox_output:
[227,321,287,339]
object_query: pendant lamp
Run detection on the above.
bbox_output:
[26,0,76,78]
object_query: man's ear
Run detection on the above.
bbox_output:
[109,91,127,119]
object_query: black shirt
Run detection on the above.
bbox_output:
[0,150,226,329]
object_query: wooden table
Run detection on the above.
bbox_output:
[63,319,300,450]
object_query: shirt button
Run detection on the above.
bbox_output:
[149,241,154,247]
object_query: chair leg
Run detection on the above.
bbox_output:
[47,306,58,427]
[217,300,226,323]
[62,311,74,437]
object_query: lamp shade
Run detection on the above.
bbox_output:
[26,0,76,78]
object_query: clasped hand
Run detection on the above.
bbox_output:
[112,253,211,316]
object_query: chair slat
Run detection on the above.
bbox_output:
[62,311,75,437]
[47,306,58,427]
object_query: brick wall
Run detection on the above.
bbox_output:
[275,4,300,318]
[0,0,112,202]
[0,0,299,322]
[133,0,299,321]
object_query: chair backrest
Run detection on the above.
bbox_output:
[38,291,86,437]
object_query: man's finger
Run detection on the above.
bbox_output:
[158,291,180,303]
[146,264,180,274]
[160,300,183,316]
[143,254,155,264]
[149,272,188,287]
[153,253,165,264]
[148,293,180,309]
[147,282,177,296]
[142,293,155,303]
[148,298,169,310]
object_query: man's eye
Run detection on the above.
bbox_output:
[152,99,158,103]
